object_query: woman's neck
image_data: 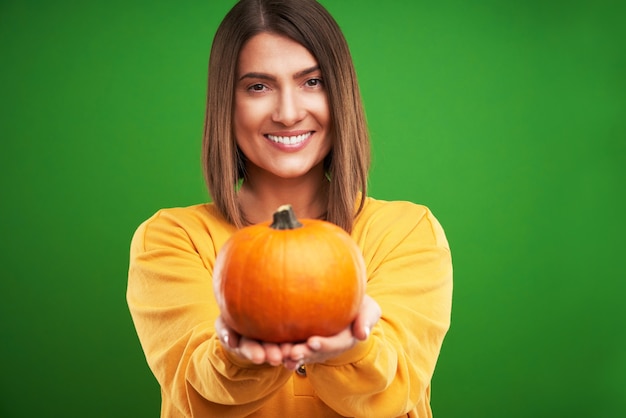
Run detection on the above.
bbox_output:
[237,166,329,225]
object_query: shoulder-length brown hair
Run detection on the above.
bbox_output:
[202,0,370,233]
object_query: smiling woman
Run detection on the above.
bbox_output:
[126,0,453,417]
[203,0,370,232]
[233,33,333,225]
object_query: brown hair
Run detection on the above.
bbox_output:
[202,0,370,232]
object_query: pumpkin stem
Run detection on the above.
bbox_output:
[271,205,303,230]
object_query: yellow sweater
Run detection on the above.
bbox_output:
[127,197,453,417]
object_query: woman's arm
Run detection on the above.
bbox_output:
[126,209,292,417]
[304,203,453,417]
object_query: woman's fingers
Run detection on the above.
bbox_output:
[214,326,286,366]
[352,295,382,341]
[216,296,382,369]
[262,343,284,366]
[285,295,382,366]
[307,327,355,354]
[238,338,266,364]
[215,316,239,349]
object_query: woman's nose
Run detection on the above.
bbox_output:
[272,89,304,126]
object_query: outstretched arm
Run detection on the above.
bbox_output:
[127,210,292,417]
[299,203,453,417]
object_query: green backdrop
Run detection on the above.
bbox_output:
[1,0,624,417]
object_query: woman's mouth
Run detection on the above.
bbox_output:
[266,132,312,146]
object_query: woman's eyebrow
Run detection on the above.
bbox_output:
[239,72,275,82]
[294,65,320,79]
[238,65,320,82]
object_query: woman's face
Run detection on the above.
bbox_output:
[233,32,331,181]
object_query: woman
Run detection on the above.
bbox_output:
[127,0,453,417]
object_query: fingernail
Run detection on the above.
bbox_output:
[220,332,229,346]
[309,340,321,351]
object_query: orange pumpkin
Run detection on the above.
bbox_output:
[213,204,366,343]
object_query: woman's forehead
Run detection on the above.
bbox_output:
[237,33,319,77]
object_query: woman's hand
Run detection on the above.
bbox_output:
[215,294,381,370]
[215,316,291,366]
[284,294,382,370]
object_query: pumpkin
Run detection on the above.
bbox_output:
[213,204,366,343]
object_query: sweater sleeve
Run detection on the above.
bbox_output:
[306,202,453,417]
[126,209,292,417]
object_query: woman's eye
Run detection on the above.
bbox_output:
[305,78,323,88]
[248,83,267,92]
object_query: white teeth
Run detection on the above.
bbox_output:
[267,132,311,145]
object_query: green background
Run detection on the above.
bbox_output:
[1,0,624,416]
